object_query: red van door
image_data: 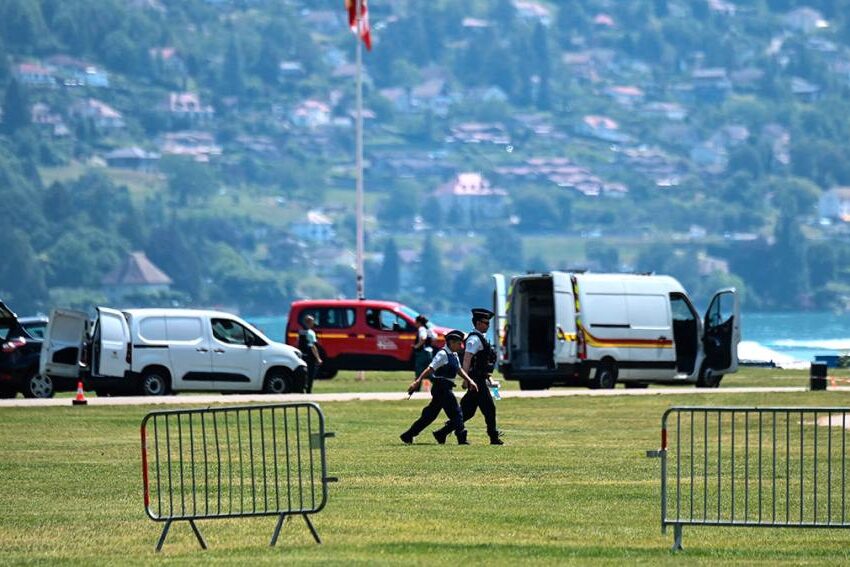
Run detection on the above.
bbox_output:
[364,307,417,364]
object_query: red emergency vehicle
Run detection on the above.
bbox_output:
[285,299,449,378]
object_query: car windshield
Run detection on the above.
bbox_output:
[0,322,11,341]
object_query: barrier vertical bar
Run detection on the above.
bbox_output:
[815,411,819,523]
[213,412,221,516]
[717,410,721,522]
[772,412,777,524]
[745,411,749,522]
[690,410,694,520]
[676,412,681,521]
[166,414,173,517]
[189,412,196,517]
[308,405,316,509]
[843,412,846,524]
[202,412,209,517]
[261,408,268,512]
[731,410,736,522]
[272,407,280,511]
[178,414,185,517]
[237,409,244,514]
[703,412,708,522]
[154,415,162,518]
[249,408,256,513]
[758,412,762,523]
[284,406,292,510]
[786,411,790,525]
[296,405,304,510]
[829,411,833,524]
[800,410,806,524]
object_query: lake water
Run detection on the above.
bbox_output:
[247,311,850,365]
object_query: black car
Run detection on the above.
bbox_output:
[0,302,59,398]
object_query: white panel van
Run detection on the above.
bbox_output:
[40,308,307,395]
[491,272,740,390]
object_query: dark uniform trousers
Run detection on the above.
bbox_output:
[403,379,465,439]
[437,376,497,437]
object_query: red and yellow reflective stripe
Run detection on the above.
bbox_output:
[578,323,673,349]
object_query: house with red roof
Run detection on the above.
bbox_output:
[102,252,173,302]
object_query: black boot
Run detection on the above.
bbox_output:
[433,429,448,445]
[489,431,504,445]
[456,430,469,445]
[400,432,414,445]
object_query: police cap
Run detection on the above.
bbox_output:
[471,308,495,323]
[444,329,465,343]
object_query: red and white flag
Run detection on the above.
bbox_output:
[345,0,372,51]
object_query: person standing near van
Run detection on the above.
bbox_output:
[400,330,477,445]
[298,315,322,393]
[433,308,503,445]
[410,315,435,392]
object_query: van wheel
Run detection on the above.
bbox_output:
[263,369,294,394]
[140,370,169,396]
[696,365,723,388]
[317,365,337,380]
[22,371,54,399]
[589,362,617,390]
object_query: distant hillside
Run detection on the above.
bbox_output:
[1,0,850,314]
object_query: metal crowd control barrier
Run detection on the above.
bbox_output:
[648,406,850,551]
[140,402,336,552]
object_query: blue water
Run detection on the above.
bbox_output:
[247,312,850,363]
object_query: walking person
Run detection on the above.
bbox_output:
[433,308,503,445]
[411,315,435,392]
[400,330,478,445]
[298,315,322,393]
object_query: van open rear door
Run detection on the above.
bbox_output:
[702,288,740,374]
[491,273,508,363]
[95,308,130,378]
[552,272,576,365]
[40,309,88,379]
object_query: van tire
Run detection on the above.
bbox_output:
[263,368,295,394]
[589,361,617,390]
[317,365,338,380]
[22,371,54,398]
[140,368,170,396]
[696,365,723,388]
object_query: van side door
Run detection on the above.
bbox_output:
[209,317,263,390]
[702,289,740,374]
[165,316,214,390]
[94,308,130,378]
[40,309,88,379]
[624,294,677,380]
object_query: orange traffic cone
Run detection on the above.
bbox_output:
[72,380,88,406]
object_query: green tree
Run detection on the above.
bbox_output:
[1,80,30,135]
[377,238,400,297]
[162,157,219,206]
[418,234,445,297]
[222,35,245,96]
[0,229,47,312]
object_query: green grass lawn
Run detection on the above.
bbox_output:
[4,380,850,564]
[49,366,850,398]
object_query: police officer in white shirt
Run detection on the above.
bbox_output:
[410,315,434,392]
[400,330,477,445]
[433,308,503,445]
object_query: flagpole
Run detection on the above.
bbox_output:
[355,0,365,300]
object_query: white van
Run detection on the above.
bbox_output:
[40,308,307,395]
[491,272,740,390]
